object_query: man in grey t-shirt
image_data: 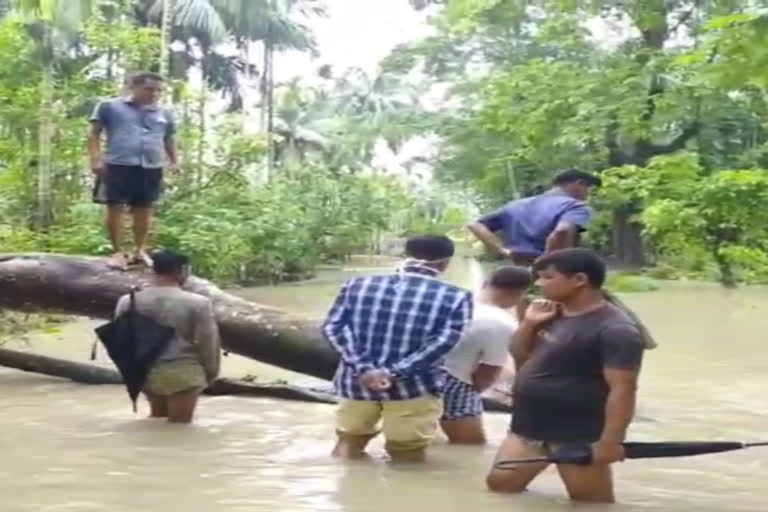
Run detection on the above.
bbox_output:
[115,249,220,423]
[88,72,178,270]
[486,249,646,504]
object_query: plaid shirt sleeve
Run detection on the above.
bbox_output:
[321,282,375,375]
[391,292,473,376]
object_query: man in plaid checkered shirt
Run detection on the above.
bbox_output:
[322,235,473,462]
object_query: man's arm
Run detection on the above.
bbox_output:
[87,123,104,173]
[468,222,510,258]
[509,320,538,371]
[544,222,578,253]
[321,282,375,375]
[87,102,108,174]
[545,203,592,253]
[468,206,511,257]
[600,368,638,443]
[597,323,644,444]
[471,363,503,392]
[194,299,222,382]
[390,294,473,376]
[164,110,178,168]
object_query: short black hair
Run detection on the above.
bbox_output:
[405,235,455,261]
[151,249,189,276]
[130,71,164,86]
[487,266,533,291]
[532,248,606,288]
[553,169,602,188]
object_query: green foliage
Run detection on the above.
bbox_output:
[598,151,768,285]
[605,272,660,293]
[394,0,768,273]
[0,310,69,344]
[0,8,472,287]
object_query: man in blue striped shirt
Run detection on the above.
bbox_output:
[322,235,473,462]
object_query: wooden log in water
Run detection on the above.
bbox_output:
[0,253,338,380]
[0,347,513,412]
[0,254,516,412]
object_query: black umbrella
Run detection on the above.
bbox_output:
[94,287,175,411]
[495,441,768,468]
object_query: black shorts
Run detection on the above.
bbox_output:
[93,165,163,207]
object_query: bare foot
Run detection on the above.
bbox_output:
[107,252,127,270]
[132,250,153,267]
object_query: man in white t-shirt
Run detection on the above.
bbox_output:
[441,266,533,444]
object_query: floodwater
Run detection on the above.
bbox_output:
[2,256,767,511]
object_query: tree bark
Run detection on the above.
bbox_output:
[36,26,55,230]
[0,347,333,404]
[0,253,338,380]
[0,253,523,413]
[159,0,175,77]
[0,347,514,413]
[612,205,646,267]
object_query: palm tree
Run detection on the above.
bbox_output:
[13,0,102,229]
[148,0,227,77]
[210,0,325,175]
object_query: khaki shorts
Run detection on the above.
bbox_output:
[336,396,443,453]
[144,359,207,396]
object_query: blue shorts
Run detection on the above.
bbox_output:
[441,371,483,420]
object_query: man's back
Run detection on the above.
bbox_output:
[115,286,220,378]
[478,189,592,258]
[324,268,473,401]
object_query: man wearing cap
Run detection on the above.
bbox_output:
[468,169,602,267]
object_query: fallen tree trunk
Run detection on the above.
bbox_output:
[0,347,513,412]
[0,253,520,412]
[0,253,337,379]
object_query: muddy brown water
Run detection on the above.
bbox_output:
[2,257,767,511]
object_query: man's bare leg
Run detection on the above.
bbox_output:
[166,389,200,424]
[557,462,615,503]
[145,392,168,418]
[486,434,550,493]
[131,206,154,266]
[106,205,127,269]
[385,445,427,463]
[440,417,487,445]
[332,433,376,459]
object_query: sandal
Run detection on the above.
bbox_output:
[106,252,128,270]
[131,250,154,268]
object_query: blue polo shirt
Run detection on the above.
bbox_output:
[90,97,176,169]
[477,189,593,258]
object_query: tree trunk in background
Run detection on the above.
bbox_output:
[159,0,175,77]
[612,206,646,267]
[197,52,207,190]
[36,24,54,230]
[265,39,275,178]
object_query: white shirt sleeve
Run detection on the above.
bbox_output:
[479,320,515,367]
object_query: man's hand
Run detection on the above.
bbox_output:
[91,159,105,177]
[523,299,559,326]
[359,369,392,392]
[166,161,179,173]
[591,440,625,465]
